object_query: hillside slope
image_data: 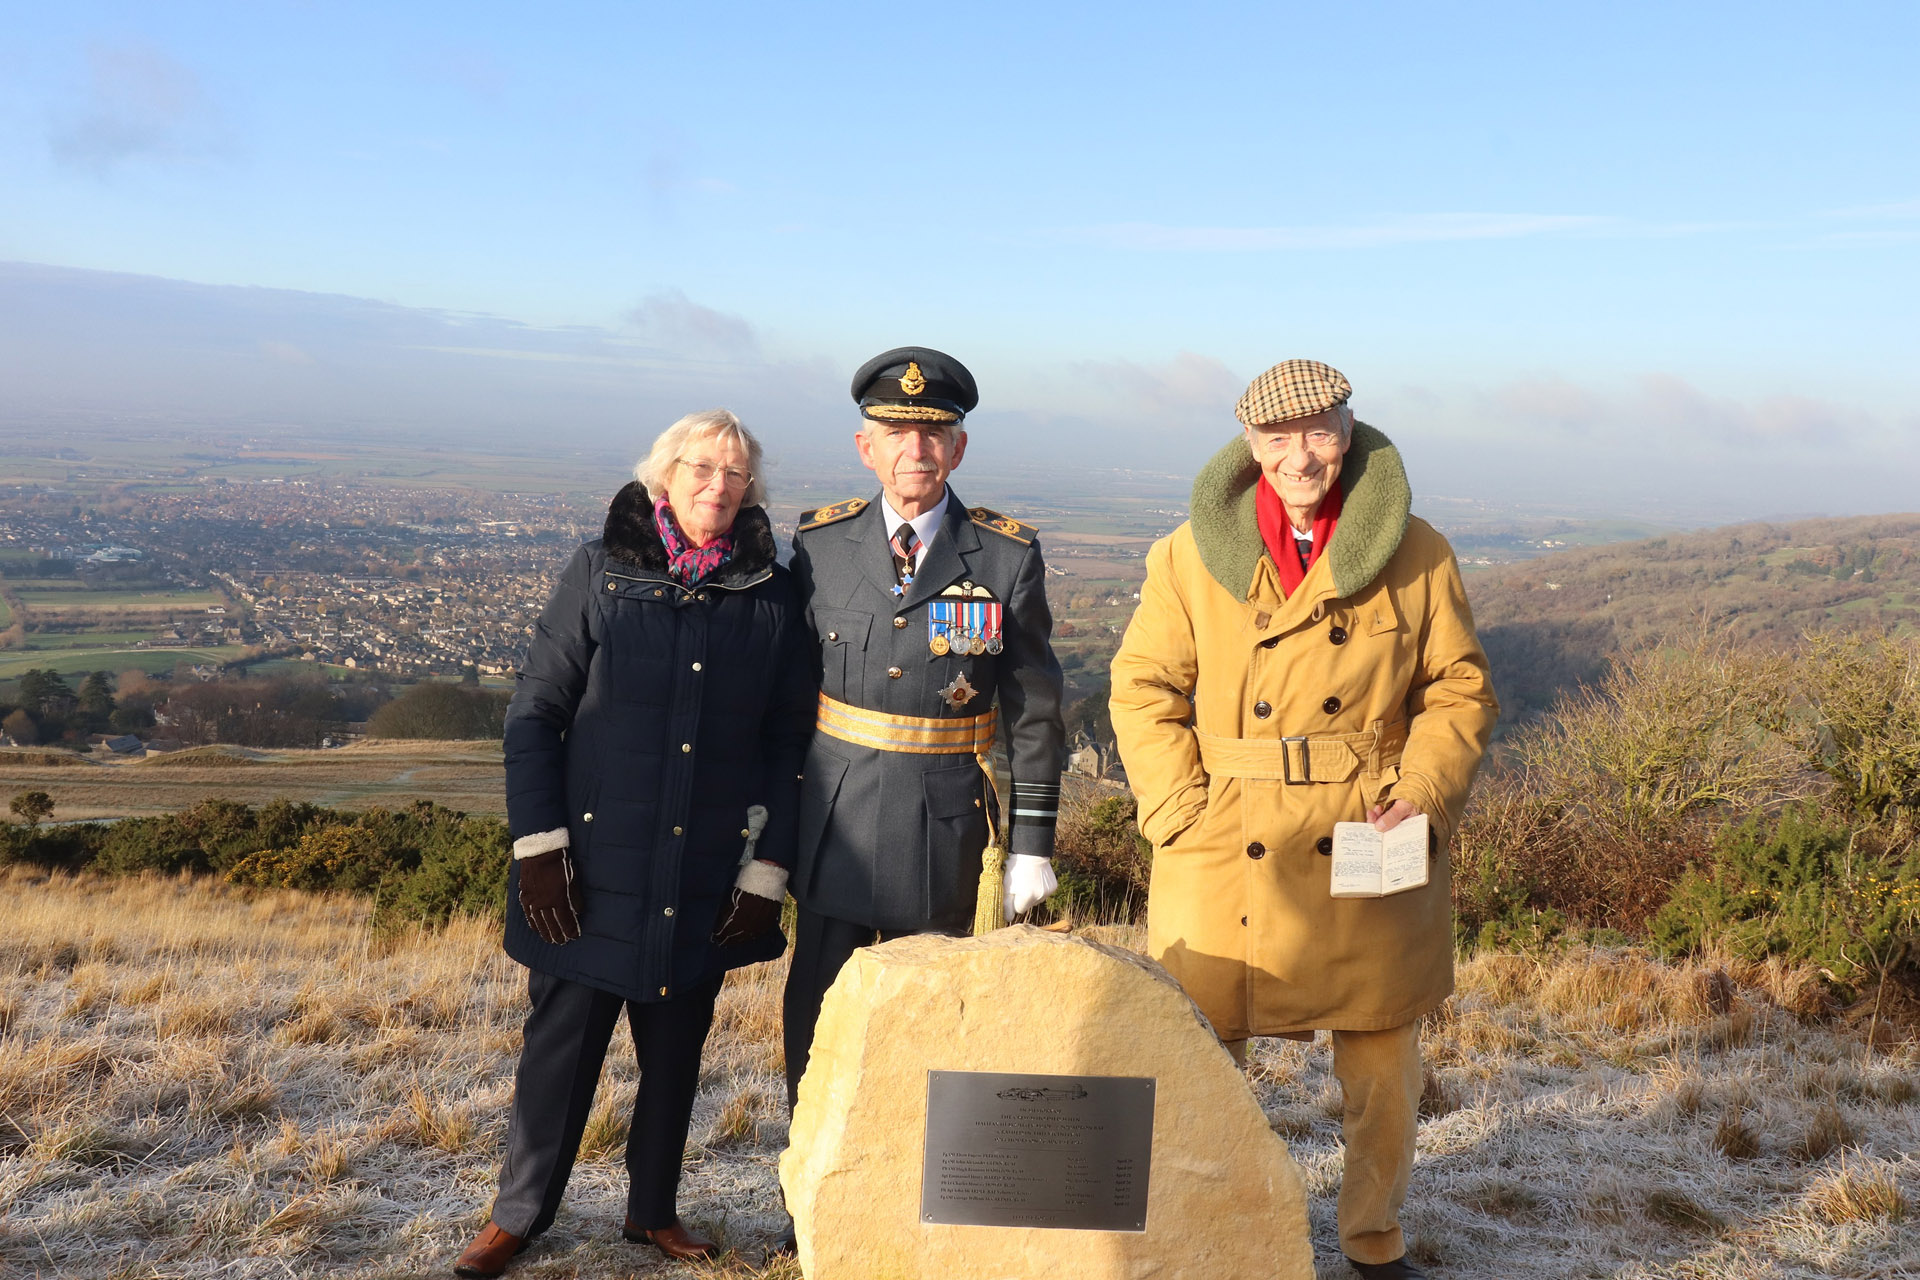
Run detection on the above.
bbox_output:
[1464,513,1920,720]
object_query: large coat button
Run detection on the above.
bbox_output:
[1323,696,1342,714]
[1329,626,1348,645]
[888,666,903,679]
[1246,842,1266,860]
[1260,636,1280,649]
[1253,701,1272,718]
[893,616,908,629]
[1316,836,1334,855]
[826,630,839,641]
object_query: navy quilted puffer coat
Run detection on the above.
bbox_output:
[502,482,816,1002]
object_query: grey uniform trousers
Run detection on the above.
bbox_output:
[490,968,722,1237]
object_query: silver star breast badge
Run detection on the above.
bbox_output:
[938,673,978,710]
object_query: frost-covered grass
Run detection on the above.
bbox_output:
[2,868,1915,1279]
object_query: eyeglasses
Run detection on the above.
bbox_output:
[677,458,753,490]
[1251,428,1342,452]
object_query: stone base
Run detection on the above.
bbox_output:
[780,926,1313,1279]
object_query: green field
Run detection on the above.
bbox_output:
[15,589,223,613]
[0,645,247,681]
[24,630,166,649]
[0,599,10,628]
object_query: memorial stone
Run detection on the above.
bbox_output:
[780,926,1313,1279]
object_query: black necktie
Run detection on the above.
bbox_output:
[890,523,918,589]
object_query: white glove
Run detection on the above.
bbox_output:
[1003,853,1058,918]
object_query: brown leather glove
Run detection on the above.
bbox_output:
[711,888,781,946]
[517,848,584,944]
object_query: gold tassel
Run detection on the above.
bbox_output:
[973,841,1007,935]
[971,751,1008,935]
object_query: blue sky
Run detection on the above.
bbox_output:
[1,2,1917,516]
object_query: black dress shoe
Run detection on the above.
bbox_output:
[1348,1257,1428,1279]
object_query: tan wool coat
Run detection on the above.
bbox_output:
[1110,425,1497,1038]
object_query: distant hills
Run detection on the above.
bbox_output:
[1466,513,1920,721]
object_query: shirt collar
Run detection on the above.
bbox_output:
[878,487,949,566]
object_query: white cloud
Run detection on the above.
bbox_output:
[47,42,228,175]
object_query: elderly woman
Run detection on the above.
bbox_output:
[1110,361,1497,1280]
[454,409,814,1278]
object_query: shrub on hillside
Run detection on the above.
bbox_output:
[1775,631,1920,827]
[1049,794,1152,922]
[1651,805,1920,999]
[372,813,510,930]
[95,797,326,876]
[367,683,510,740]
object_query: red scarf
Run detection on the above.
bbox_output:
[1255,476,1343,599]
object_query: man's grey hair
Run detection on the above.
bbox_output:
[635,409,767,508]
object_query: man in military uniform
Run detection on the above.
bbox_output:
[781,346,1067,1111]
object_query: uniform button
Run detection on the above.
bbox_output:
[606,582,616,591]
[695,593,706,602]
[974,798,982,808]
[740,828,750,837]
[658,986,668,996]
[672,825,683,836]
[888,666,903,679]
[691,662,702,671]
[827,630,839,641]
[664,907,675,917]
[653,588,663,597]
[1260,636,1280,649]
[1241,915,1248,926]
[681,743,691,753]
[582,812,594,822]
[1323,696,1342,715]
[1253,701,1272,719]
[1316,836,1334,855]
[893,616,908,629]
[1329,626,1348,645]
[1246,842,1265,860]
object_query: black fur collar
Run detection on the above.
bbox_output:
[601,480,778,585]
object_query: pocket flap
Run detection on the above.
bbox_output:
[923,764,984,819]
[815,608,871,650]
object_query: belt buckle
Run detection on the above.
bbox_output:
[1281,736,1310,785]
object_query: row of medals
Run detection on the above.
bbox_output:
[931,630,1002,657]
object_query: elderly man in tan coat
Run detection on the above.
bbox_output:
[1110,360,1497,1280]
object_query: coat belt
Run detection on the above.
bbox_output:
[1195,719,1408,785]
[816,692,997,756]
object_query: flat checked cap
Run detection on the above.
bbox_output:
[1234,359,1352,426]
[852,346,978,425]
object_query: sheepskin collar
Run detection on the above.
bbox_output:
[1189,422,1411,602]
[601,481,778,587]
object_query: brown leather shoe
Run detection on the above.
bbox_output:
[622,1216,720,1261]
[453,1221,527,1278]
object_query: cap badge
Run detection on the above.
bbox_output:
[899,361,927,397]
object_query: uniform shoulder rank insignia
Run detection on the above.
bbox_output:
[968,506,1036,545]
[798,497,868,531]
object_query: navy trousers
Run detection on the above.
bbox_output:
[490,968,722,1237]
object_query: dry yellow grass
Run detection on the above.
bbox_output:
[2,869,1917,1279]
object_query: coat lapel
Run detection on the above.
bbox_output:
[845,496,904,602]
[901,493,981,610]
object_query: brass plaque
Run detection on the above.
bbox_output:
[920,1070,1154,1231]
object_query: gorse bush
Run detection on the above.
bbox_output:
[1652,805,1920,999]
[1049,794,1152,922]
[3,798,509,931]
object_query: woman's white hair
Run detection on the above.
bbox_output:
[634,409,767,508]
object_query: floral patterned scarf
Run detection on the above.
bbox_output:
[654,496,734,586]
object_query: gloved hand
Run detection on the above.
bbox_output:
[517,847,584,944]
[1003,853,1058,918]
[711,888,782,946]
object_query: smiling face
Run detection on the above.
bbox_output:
[855,421,967,518]
[662,431,751,546]
[1244,407,1351,530]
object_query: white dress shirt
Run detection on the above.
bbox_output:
[878,488,949,574]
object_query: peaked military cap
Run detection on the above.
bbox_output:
[852,346,978,425]
[1235,359,1352,426]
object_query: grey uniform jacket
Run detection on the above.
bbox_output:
[790,489,1066,932]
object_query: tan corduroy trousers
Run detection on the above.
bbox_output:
[1227,1020,1423,1265]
